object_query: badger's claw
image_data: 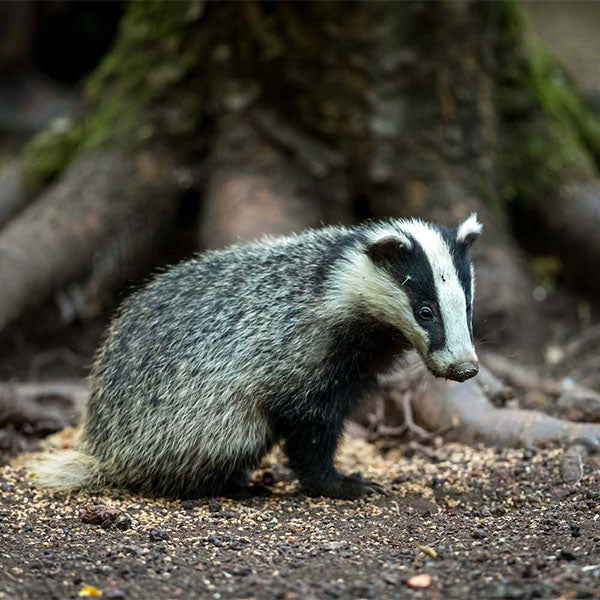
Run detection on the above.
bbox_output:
[348,472,386,495]
[222,483,273,500]
[304,471,385,499]
[362,480,386,495]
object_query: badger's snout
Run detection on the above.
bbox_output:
[445,361,478,382]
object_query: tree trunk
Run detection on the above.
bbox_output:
[2,0,600,461]
[2,0,599,349]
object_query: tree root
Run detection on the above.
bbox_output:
[483,352,600,421]
[0,380,87,433]
[375,353,600,448]
[199,111,349,249]
[364,353,600,480]
[411,377,600,448]
[0,160,30,228]
[0,150,184,334]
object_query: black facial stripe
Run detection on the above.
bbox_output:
[316,230,367,292]
[376,234,446,352]
[437,225,473,307]
[436,225,475,345]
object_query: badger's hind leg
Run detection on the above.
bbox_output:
[172,466,260,499]
[200,439,275,499]
[219,469,273,499]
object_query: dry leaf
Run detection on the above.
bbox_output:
[78,585,102,597]
[415,543,437,558]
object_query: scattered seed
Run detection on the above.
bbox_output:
[415,543,437,559]
[407,574,431,589]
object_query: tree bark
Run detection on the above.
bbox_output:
[1,0,598,348]
[0,151,181,330]
[1,0,599,465]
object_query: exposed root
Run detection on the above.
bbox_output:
[412,377,600,448]
[483,352,600,421]
[0,150,182,334]
[394,392,433,440]
[0,160,30,228]
[0,380,87,432]
[365,353,600,480]
[199,112,349,249]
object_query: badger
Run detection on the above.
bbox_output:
[32,215,482,499]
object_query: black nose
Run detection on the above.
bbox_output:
[446,361,479,382]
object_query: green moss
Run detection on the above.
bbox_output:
[22,121,83,188]
[495,0,599,204]
[503,119,594,204]
[23,0,206,186]
[526,35,600,162]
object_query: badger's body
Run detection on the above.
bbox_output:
[33,216,482,499]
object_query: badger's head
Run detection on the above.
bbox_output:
[331,215,482,382]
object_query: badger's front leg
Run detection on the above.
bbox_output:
[277,412,384,499]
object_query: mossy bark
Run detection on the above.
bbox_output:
[495,2,600,291]
[23,0,600,201]
[23,0,211,187]
[7,0,600,339]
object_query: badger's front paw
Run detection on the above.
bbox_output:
[305,471,385,499]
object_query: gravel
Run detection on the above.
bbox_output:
[1,439,599,599]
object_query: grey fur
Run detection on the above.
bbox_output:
[30,218,479,498]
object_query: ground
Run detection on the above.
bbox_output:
[1,439,599,600]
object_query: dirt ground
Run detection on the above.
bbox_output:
[1,439,599,600]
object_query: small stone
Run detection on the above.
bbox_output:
[472,528,487,539]
[115,516,131,531]
[79,503,124,530]
[149,529,169,542]
[208,500,221,513]
[570,524,581,538]
[407,574,431,589]
[557,548,577,561]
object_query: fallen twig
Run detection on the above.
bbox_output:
[481,352,564,396]
[560,436,600,484]
[482,352,600,422]
[0,380,88,432]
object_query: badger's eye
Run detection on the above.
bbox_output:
[418,306,434,321]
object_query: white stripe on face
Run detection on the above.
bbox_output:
[469,263,475,326]
[457,213,482,243]
[322,243,430,357]
[396,221,477,371]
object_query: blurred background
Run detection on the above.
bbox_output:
[0,0,599,394]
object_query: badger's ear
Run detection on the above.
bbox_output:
[366,235,410,265]
[456,213,482,247]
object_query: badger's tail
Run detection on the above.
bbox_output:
[28,449,104,492]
